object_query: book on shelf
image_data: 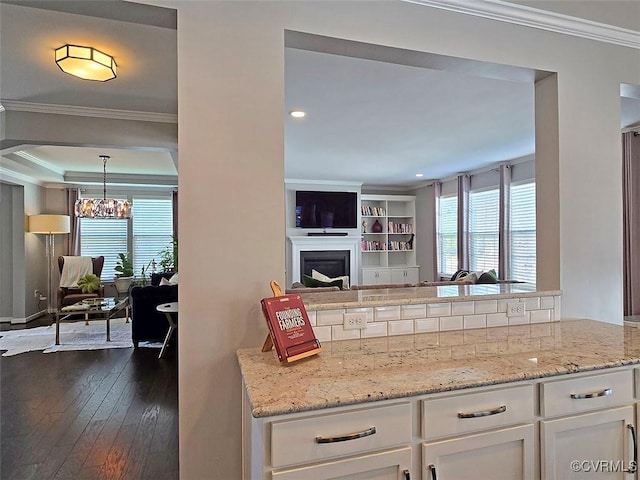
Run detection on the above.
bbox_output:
[261,293,323,363]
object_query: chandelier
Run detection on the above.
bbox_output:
[75,155,131,219]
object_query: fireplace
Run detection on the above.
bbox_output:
[300,250,350,280]
[287,236,360,286]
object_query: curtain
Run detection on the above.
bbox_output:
[623,132,640,316]
[499,164,511,281]
[432,182,441,280]
[65,187,81,255]
[172,189,178,238]
[457,174,469,271]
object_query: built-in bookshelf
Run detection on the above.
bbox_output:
[360,194,419,284]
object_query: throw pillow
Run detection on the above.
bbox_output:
[311,269,349,289]
[169,272,179,284]
[477,269,498,284]
[302,274,344,290]
[450,270,469,281]
[77,274,100,293]
[159,277,171,286]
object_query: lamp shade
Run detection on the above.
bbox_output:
[28,215,71,234]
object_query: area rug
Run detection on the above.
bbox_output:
[0,317,144,356]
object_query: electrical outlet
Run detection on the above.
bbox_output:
[507,302,526,317]
[343,312,367,330]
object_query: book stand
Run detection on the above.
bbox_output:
[261,280,323,363]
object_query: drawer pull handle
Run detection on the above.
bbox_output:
[570,388,612,399]
[457,404,506,418]
[403,469,411,480]
[315,426,376,443]
[625,424,638,473]
[428,464,437,480]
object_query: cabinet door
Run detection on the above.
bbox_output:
[272,446,411,480]
[362,269,391,285]
[422,424,534,480]
[391,268,419,285]
[541,406,636,480]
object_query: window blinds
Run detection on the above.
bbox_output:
[510,182,536,283]
[438,195,458,276]
[80,196,173,280]
[469,188,499,272]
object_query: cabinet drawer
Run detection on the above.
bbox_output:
[540,370,633,418]
[421,385,534,440]
[271,402,411,468]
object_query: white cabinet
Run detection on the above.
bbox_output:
[362,268,392,285]
[243,367,639,480]
[243,399,413,479]
[272,447,411,480]
[391,267,419,285]
[423,424,535,480]
[540,370,637,480]
[541,406,635,479]
[361,195,418,285]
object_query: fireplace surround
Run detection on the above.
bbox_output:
[287,236,360,286]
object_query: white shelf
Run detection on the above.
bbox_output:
[360,194,418,284]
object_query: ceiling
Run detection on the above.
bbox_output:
[2,1,640,190]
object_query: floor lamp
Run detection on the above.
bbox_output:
[28,215,71,313]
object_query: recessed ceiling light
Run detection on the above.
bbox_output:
[289,110,306,118]
[415,173,424,177]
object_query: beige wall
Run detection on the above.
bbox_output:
[149,1,640,477]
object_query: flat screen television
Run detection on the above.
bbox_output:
[295,191,357,229]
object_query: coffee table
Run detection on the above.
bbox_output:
[54,297,129,345]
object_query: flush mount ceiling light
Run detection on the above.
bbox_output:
[289,110,306,118]
[415,173,424,177]
[55,44,117,81]
[75,155,131,219]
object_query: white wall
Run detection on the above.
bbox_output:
[150,1,640,477]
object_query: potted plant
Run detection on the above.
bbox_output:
[158,236,178,273]
[114,252,134,294]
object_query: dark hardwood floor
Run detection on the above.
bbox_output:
[0,338,178,480]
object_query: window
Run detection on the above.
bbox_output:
[437,195,458,277]
[132,198,173,276]
[510,182,536,283]
[469,188,499,272]
[80,219,128,280]
[80,195,173,280]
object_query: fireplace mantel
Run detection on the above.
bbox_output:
[287,236,360,285]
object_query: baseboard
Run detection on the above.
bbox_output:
[0,316,11,323]
[11,311,48,324]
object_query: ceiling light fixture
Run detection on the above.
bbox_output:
[75,155,131,219]
[415,173,424,177]
[55,44,117,82]
[289,110,306,118]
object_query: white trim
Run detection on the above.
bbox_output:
[285,179,363,187]
[405,0,640,49]
[0,166,46,186]
[288,236,361,285]
[0,100,178,124]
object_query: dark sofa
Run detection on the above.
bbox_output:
[129,272,177,348]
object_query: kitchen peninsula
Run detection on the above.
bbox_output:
[239,286,640,479]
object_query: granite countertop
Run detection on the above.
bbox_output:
[237,319,640,418]
[298,283,561,311]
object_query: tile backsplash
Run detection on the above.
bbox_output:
[309,294,562,343]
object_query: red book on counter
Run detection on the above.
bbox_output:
[261,294,323,364]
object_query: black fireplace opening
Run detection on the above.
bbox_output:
[300,250,350,280]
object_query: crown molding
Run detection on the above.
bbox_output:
[405,0,640,49]
[0,166,46,186]
[0,100,177,124]
[64,171,178,187]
